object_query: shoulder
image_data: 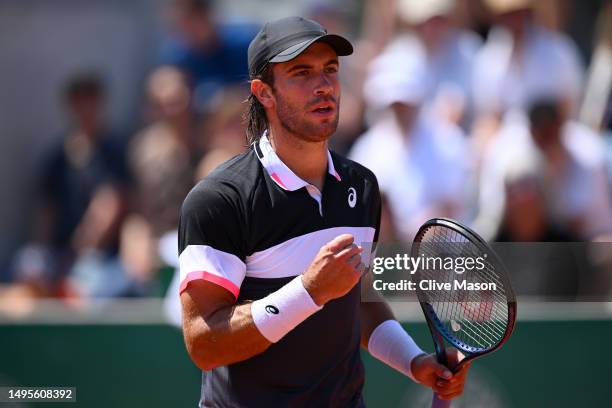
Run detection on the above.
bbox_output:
[207,148,261,184]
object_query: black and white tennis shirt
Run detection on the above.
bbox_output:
[179,133,381,408]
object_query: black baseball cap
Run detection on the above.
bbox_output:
[248,16,353,77]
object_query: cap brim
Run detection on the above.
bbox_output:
[269,34,353,63]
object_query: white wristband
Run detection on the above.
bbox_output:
[251,275,323,343]
[367,319,426,382]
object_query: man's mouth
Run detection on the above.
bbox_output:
[311,103,335,115]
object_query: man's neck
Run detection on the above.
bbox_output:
[267,126,328,191]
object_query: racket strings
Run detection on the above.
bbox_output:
[416,225,510,351]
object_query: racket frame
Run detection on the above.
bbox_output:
[412,217,517,372]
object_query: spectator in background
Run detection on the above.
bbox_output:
[350,49,471,241]
[122,67,200,296]
[471,108,532,240]
[579,1,612,132]
[470,0,588,239]
[128,67,199,239]
[494,157,577,242]
[528,100,612,239]
[11,72,131,298]
[493,160,586,300]
[160,0,256,113]
[395,0,482,129]
[195,84,249,180]
[474,98,612,241]
[472,0,584,122]
[199,85,249,154]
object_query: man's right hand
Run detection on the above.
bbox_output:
[301,234,364,306]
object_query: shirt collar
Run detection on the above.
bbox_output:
[255,131,341,191]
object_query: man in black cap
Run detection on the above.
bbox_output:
[179,17,470,407]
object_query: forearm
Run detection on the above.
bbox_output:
[360,294,425,381]
[184,301,271,371]
[359,297,394,348]
[359,273,396,347]
[183,275,322,371]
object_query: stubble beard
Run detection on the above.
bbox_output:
[275,93,339,143]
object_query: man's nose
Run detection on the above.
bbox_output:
[313,73,334,96]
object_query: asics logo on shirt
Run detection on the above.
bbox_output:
[348,187,357,208]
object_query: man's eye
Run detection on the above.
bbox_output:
[325,67,338,74]
[296,70,309,76]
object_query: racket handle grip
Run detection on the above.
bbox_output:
[431,393,451,408]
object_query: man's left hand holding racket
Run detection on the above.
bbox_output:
[411,348,471,401]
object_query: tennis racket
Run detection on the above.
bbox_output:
[411,218,516,408]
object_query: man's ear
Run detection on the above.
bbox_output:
[251,79,275,109]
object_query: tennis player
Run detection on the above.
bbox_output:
[179,16,470,407]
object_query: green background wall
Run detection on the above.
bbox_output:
[0,320,609,407]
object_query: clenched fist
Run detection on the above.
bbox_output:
[301,234,365,306]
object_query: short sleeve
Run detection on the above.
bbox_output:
[178,179,247,300]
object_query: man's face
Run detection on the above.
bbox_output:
[269,42,341,143]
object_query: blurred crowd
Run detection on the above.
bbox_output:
[2,0,611,308]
